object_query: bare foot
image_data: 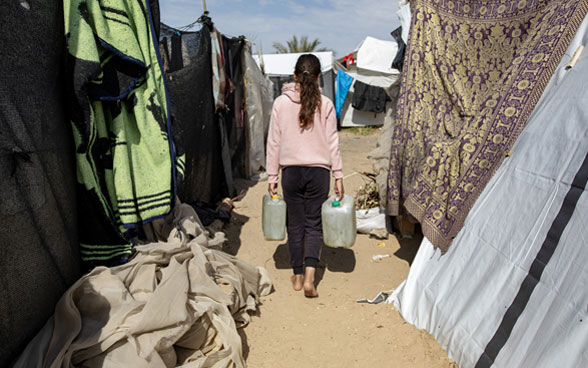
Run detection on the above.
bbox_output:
[303,267,318,298]
[291,274,303,291]
[304,286,319,298]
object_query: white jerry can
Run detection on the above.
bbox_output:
[321,194,356,248]
[262,194,287,241]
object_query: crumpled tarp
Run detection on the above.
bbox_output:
[13,203,273,368]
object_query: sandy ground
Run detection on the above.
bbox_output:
[223,129,456,368]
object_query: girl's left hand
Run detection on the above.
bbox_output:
[334,178,344,200]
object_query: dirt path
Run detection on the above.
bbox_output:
[223,129,455,368]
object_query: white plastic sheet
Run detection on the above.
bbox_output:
[356,207,386,234]
[355,36,400,74]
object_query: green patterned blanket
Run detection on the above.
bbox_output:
[64,0,177,263]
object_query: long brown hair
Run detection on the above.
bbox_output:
[294,54,322,129]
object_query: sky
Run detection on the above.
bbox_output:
[159,0,400,57]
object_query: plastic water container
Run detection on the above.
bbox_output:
[262,194,287,241]
[321,194,356,248]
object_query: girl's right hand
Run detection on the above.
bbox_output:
[268,183,278,196]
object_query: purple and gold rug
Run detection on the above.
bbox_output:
[388,0,588,251]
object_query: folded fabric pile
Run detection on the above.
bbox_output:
[14,204,273,367]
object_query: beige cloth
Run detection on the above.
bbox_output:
[14,204,273,368]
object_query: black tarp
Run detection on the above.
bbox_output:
[222,35,247,179]
[0,1,81,365]
[164,25,228,204]
[162,22,249,204]
[391,26,406,72]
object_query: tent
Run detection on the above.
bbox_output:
[353,36,403,207]
[253,51,336,103]
[337,36,401,127]
[390,11,588,368]
[0,5,273,364]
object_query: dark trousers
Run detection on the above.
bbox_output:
[281,166,330,274]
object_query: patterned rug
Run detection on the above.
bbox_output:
[387,0,588,251]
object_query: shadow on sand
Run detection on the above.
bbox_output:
[272,243,356,288]
[392,231,423,266]
[220,178,259,256]
[222,211,250,256]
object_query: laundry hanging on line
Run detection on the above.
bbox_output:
[335,70,354,118]
[352,80,391,114]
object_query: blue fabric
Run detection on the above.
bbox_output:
[335,70,353,118]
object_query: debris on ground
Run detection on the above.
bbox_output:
[355,172,380,210]
[356,290,394,304]
[371,254,391,262]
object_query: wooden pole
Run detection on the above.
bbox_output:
[202,0,207,13]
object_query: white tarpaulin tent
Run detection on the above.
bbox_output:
[355,36,399,75]
[254,51,333,75]
[339,36,401,127]
[253,51,335,103]
[391,14,588,368]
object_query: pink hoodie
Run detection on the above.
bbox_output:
[266,83,343,184]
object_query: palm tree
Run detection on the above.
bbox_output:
[272,35,331,54]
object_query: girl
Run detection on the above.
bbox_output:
[266,54,344,298]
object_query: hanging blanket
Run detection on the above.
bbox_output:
[211,27,227,111]
[387,0,588,251]
[64,0,177,262]
[13,203,273,368]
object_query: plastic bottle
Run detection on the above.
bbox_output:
[321,194,356,248]
[262,194,287,241]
